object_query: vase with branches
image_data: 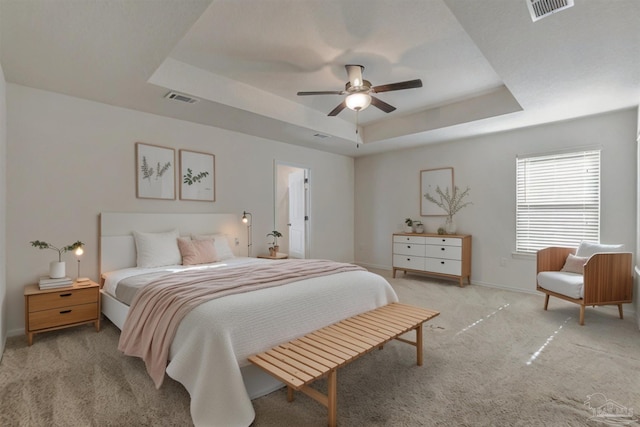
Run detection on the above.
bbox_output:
[424,186,472,234]
[30,240,84,278]
[266,230,283,255]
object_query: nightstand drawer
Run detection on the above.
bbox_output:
[27,287,97,312]
[28,302,98,331]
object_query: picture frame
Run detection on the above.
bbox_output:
[179,149,215,202]
[420,167,454,216]
[135,142,176,200]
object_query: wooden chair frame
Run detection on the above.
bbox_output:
[536,247,633,325]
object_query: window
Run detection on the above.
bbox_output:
[516,150,600,254]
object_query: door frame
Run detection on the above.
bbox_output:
[274,160,310,259]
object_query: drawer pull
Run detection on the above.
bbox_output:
[59,293,72,297]
[407,245,411,248]
[407,258,411,261]
[441,239,446,242]
[59,309,72,314]
[441,247,445,251]
[440,261,445,264]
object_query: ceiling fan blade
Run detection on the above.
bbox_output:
[328,101,347,116]
[297,90,344,96]
[345,64,365,87]
[370,96,396,113]
[372,79,423,93]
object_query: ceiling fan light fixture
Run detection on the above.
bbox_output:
[345,93,371,111]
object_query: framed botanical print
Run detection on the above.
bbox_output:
[179,149,215,202]
[135,142,175,200]
[420,167,454,216]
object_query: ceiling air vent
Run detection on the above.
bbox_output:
[526,0,574,22]
[164,91,199,104]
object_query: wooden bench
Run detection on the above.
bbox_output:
[248,302,440,426]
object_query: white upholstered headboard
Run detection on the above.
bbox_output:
[100,212,244,274]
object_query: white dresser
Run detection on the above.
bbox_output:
[392,233,472,286]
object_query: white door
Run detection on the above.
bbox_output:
[288,169,306,258]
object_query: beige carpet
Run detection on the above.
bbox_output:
[2,270,639,426]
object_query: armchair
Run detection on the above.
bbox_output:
[536,246,633,325]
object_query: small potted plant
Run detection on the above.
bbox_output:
[30,240,84,278]
[267,230,283,256]
[404,218,414,233]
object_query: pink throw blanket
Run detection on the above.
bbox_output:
[118,259,365,387]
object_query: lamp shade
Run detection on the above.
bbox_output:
[345,93,371,111]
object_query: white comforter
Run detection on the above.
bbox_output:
[109,258,398,427]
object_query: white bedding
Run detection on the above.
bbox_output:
[108,258,398,427]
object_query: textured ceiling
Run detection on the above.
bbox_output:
[1,0,639,157]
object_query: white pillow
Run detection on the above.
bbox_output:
[192,233,235,260]
[561,253,588,274]
[133,229,181,268]
[575,241,624,258]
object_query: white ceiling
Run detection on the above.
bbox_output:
[1,0,639,157]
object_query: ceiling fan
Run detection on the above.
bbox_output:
[297,64,423,116]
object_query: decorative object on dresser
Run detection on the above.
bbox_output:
[267,230,283,256]
[404,218,414,233]
[424,185,472,235]
[135,142,175,200]
[392,233,472,286]
[414,221,425,233]
[30,239,84,279]
[24,280,100,345]
[74,244,90,282]
[179,149,215,202]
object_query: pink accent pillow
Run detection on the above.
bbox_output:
[561,253,588,274]
[177,237,218,265]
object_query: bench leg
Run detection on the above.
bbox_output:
[579,305,585,325]
[416,324,423,366]
[618,304,624,320]
[287,385,294,402]
[543,294,549,310]
[328,369,337,427]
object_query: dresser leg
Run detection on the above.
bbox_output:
[27,332,33,346]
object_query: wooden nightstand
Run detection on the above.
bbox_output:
[257,252,289,260]
[24,280,101,345]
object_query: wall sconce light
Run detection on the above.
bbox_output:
[242,211,252,257]
[74,246,90,282]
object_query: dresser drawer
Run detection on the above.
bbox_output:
[393,255,425,270]
[425,258,462,276]
[27,287,97,312]
[424,236,462,247]
[393,242,426,256]
[393,235,426,244]
[425,244,462,260]
[28,302,98,331]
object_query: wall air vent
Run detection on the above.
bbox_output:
[164,91,199,104]
[527,0,574,22]
[313,133,330,139]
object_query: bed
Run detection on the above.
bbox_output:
[99,212,399,427]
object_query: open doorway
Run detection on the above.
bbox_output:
[274,162,310,259]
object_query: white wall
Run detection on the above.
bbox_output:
[0,63,7,353]
[5,84,355,335]
[355,109,637,294]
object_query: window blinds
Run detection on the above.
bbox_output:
[516,150,600,254]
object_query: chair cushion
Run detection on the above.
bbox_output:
[575,241,624,258]
[537,271,584,299]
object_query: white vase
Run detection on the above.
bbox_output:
[445,217,457,234]
[404,225,413,233]
[415,224,425,233]
[49,261,65,279]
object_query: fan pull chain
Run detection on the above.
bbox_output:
[355,110,360,148]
